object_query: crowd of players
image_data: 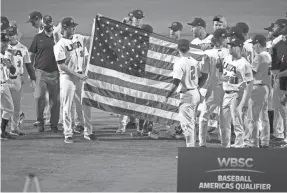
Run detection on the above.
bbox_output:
[0,10,286,148]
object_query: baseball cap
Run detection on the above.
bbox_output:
[213,15,227,26]
[177,39,190,49]
[264,23,274,31]
[227,37,244,47]
[141,24,153,33]
[131,9,144,19]
[43,15,53,25]
[1,33,10,42]
[228,26,245,41]
[61,17,78,28]
[169,22,183,31]
[213,28,228,38]
[235,22,249,34]
[26,11,42,23]
[6,26,17,36]
[187,18,206,28]
[274,19,287,28]
[251,34,267,47]
[1,16,10,32]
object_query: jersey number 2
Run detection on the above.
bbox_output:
[190,66,196,80]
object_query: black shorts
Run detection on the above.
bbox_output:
[280,77,287,91]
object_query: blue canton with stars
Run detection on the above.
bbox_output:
[89,16,151,77]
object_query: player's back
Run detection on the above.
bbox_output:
[175,56,199,92]
[252,51,272,86]
[0,51,12,82]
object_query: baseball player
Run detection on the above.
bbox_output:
[169,22,183,40]
[272,26,287,146]
[122,12,134,25]
[164,39,208,147]
[212,15,228,32]
[0,33,17,140]
[188,18,213,50]
[6,26,36,136]
[198,28,230,147]
[53,17,95,143]
[131,9,144,28]
[247,35,272,148]
[220,37,254,148]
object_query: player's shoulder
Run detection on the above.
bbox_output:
[259,51,272,63]
[17,42,28,50]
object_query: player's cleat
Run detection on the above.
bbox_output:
[33,121,40,127]
[1,133,8,140]
[44,120,51,126]
[84,134,97,141]
[149,132,159,139]
[37,125,45,132]
[64,137,74,143]
[116,127,126,133]
[50,127,58,133]
[260,145,269,148]
[270,135,284,143]
[281,144,287,148]
[2,132,16,139]
[10,130,25,136]
[73,125,83,134]
[18,112,25,127]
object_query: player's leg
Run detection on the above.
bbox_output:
[117,115,130,133]
[43,91,50,125]
[9,77,25,136]
[1,83,15,139]
[278,90,287,139]
[73,80,84,133]
[259,93,270,148]
[249,86,268,147]
[34,70,49,132]
[61,78,75,143]
[220,93,233,148]
[47,73,60,132]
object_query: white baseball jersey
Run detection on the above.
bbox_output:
[203,47,229,87]
[8,42,31,76]
[53,34,89,75]
[173,56,201,92]
[251,51,272,85]
[0,51,13,82]
[191,34,213,45]
[243,39,254,64]
[222,55,253,91]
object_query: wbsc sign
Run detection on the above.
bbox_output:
[177,148,287,192]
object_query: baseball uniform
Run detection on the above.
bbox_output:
[173,55,203,147]
[248,51,272,147]
[8,41,31,134]
[221,53,253,148]
[198,47,229,146]
[54,33,92,140]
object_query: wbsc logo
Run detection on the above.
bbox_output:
[205,157,265,173]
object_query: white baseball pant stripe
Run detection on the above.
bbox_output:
[8,77,22,131]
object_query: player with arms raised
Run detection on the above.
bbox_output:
[164,39,208,147]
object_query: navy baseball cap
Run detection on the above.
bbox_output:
[6,26,17,36]
[213,28,228,38]
[229,26,245,41]
[213,15,227,25]
[177,39,190,49]
[1,33,10,42]
[61,17,78,28]
[227,37,244,47]
[274,19,287,28]
[43,15,53,25]
[27,11,42,22]
[264,23,274,31]
[187,18,206,28]
[1,16,10,32]
[235,22,249,34]
[141,24,153,33]
[251,34,267,47]
[169,22,183,31]
[131,9,144,19]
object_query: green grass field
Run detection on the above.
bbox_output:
[1,0,286,191]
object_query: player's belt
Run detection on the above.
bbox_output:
[254,84,266,86]
[9,75,18,79]
[225,90,238,94]
[77,71,83,74]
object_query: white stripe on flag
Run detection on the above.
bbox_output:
[150,36,178,49]
[86,79,180,107]
[87,65,173,90]
[145,64,173,77]
[147,50,179,64]
[82,90,179,120]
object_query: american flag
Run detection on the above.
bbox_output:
[82,15,204,125]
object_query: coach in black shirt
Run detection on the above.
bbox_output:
[29,16,60,133]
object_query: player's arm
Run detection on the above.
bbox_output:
[53,22,62,43]
[3,54,16,75]
[238,63,254,107]
[165,61,183,99]
[250,54,262,76]
[29,35,38,70]
[23,48,36,81]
